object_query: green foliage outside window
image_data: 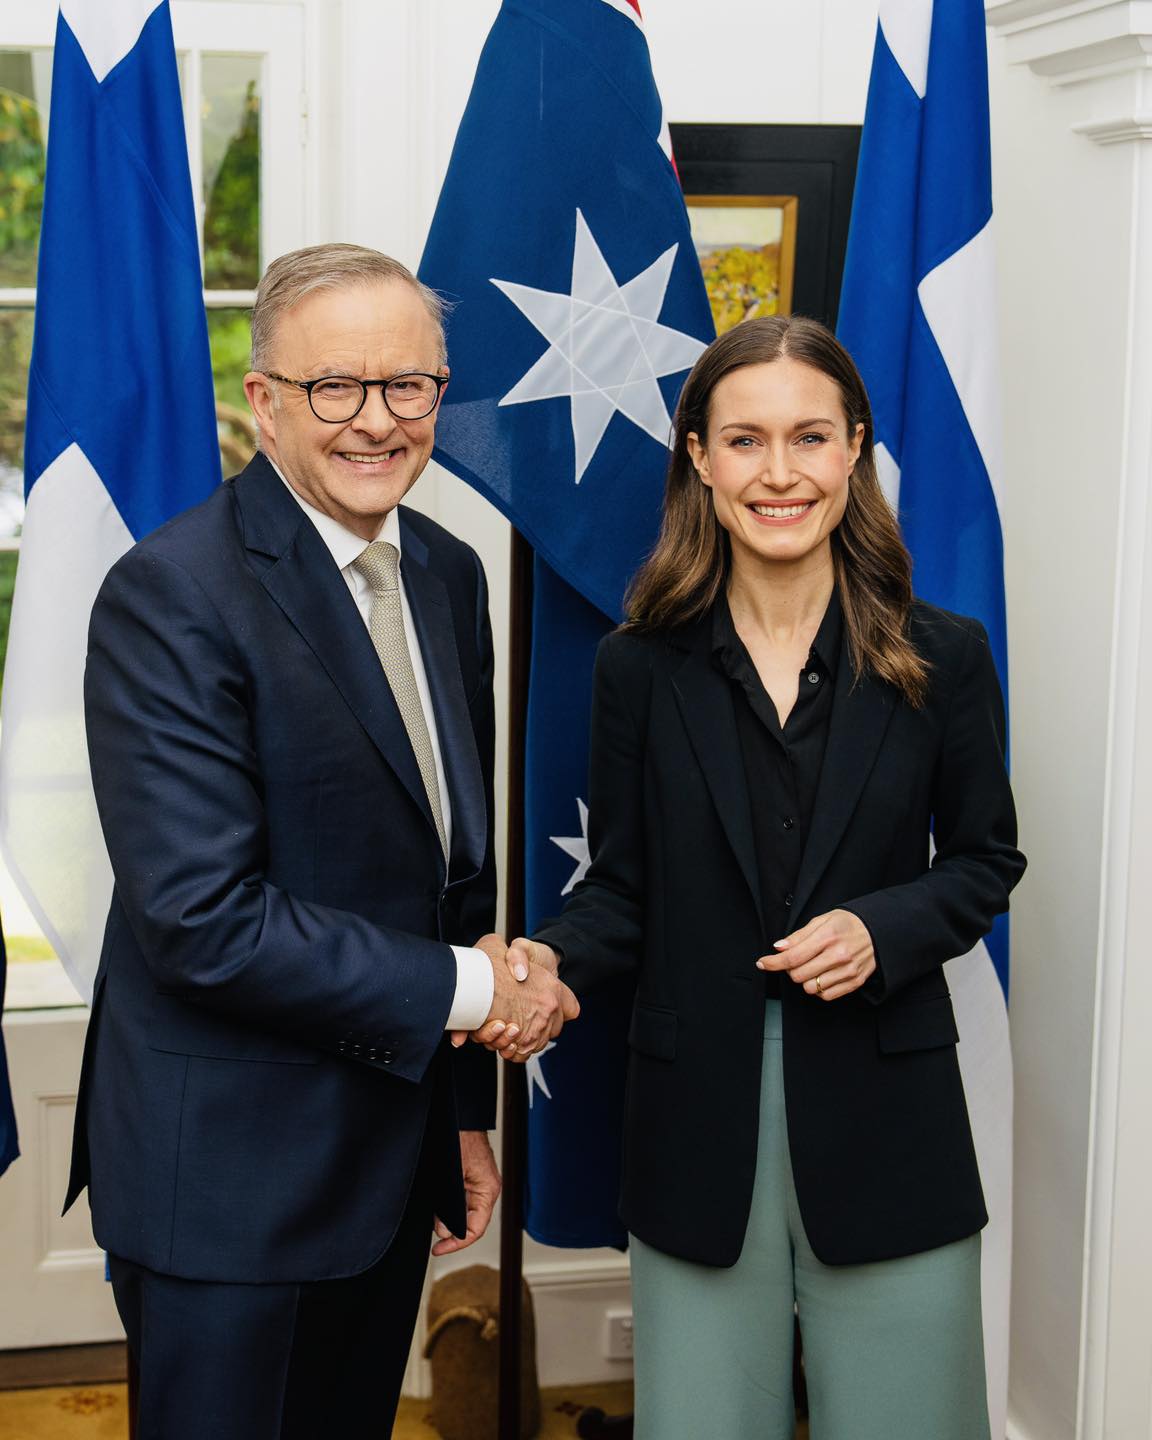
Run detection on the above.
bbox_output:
[0,84,45,289]
[0,549,17,702]
[203,74,260,290]
[0,311,32,480]
[208,308,257,478]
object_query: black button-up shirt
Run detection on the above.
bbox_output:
[712,589,842,997]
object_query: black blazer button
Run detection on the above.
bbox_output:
[349,1042,363,1058]
[784,892,794,906]
[381,1050,395,1065]
[783,817,795,831]
[336,1040,349,1055]
[366,1047,379,1062]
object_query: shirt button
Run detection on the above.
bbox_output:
[806,671,821,685]
[783,817,795,831]
[784,892,794,906]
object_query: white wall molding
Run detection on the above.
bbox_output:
[523,1255,630,1290]
[986,0,1152,84]
[1076,118,1152,1440]
[1073,110,1152,140]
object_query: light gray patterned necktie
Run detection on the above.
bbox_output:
[353,541,448,858]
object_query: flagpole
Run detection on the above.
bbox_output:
[499,528,533,1440]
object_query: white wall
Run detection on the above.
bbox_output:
[988,39,1123,1435]
[645,0,876,125]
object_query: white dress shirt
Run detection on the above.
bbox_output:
[275,468,494,1032]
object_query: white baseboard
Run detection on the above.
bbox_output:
[405,1253,633,1400]
[527,1254,633,1389]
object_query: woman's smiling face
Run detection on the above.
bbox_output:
[687,357,864,573]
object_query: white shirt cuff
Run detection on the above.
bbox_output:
[446,945,494,1031]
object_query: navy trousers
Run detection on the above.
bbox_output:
[109,1162,433,1440]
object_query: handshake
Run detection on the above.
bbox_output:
[452,935,580,1063]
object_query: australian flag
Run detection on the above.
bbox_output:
[421,0,713,1246]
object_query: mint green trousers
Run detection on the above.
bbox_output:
[629,1000,990,1440]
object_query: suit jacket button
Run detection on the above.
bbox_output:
[349,1042,363,1058]
[382,1050,395,1065]
[366,1047,379,1062]
[336,1040,349,1055]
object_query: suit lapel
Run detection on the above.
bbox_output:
[670,623,765,930]
[790,636,898,920]
[233,458,438,846]
[398,516,486,884]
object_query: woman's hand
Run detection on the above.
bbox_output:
[469,938,572,1058]
[758,909,877,1001]
[506,937,560,981]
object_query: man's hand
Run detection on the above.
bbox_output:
[450,933,507,1048]
[471,936,578,1060]
[757,909,876,1001]
[432,1130,501,1256]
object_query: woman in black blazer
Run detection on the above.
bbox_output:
[496,317,1024,1438]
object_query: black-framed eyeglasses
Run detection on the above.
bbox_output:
[263,372,448,423]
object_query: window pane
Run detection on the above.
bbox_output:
[0,50,52,288]
[208,307,256,479]
[0,308,32,527]
[202,55,261,290]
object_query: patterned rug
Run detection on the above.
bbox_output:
[0,1384,127,1437]
[0,1381,636,1437]
[0,1381,809,1436]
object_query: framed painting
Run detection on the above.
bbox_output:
[672,123,862,331]
[684,195,799,333]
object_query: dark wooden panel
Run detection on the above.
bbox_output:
[671,123,862,328]
[0,1341,128,1390]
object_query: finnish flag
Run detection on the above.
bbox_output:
[837,3,1013,1435]
[0,0,220,1002]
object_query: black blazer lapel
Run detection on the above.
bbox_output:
[398,515,486,885]
[232,458,438,845]
[790,638,898,920]
[670,623,765,930]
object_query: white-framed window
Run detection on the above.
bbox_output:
[0,1,306,1006]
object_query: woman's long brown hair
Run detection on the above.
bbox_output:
[625,315,930,707]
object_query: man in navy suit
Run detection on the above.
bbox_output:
[66,244,578,1438]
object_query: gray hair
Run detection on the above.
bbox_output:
[250,243,449,370]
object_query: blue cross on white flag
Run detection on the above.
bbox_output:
[837,3,1012,1434]
[0,0,219,1003]
[421,0,713,1247]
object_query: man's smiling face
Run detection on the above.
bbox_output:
[244,279,447,540]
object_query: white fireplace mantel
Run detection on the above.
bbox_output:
[987,0,1152,141]
[986,0,1152,87]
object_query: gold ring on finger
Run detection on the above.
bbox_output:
[815,974,824,995]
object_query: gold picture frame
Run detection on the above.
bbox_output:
[684,194,800,334]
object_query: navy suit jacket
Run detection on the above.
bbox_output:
[65,455,497,1283]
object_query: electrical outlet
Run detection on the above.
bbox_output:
[603,1307,634,1359]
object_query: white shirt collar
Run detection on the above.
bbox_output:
[270,459,402,571]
